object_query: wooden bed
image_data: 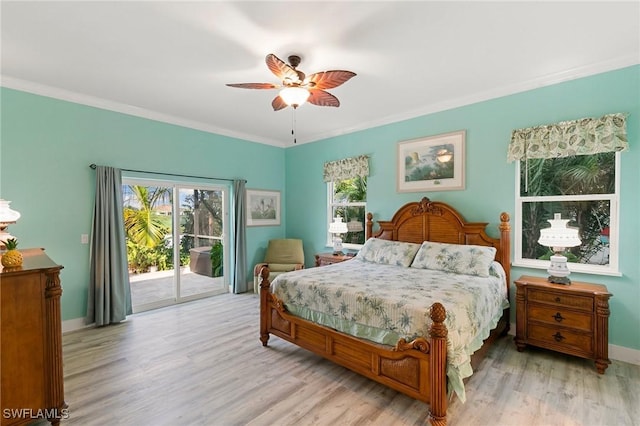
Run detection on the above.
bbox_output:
[259,197,511,425]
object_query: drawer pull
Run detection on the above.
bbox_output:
[553,332,565,342]
[552,312,564,322]
[555,297,561,303]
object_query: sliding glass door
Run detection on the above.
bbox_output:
[177,187,226,299]
[123,178,228,313]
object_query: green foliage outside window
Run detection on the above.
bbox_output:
[520,152,614,265]
[332,176,367,245]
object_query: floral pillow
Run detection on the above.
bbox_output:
[410,241,497,277]
[355,238,421,267]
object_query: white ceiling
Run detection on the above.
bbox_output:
[1,1,639,147]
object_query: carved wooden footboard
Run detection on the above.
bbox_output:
[259,268,449,425]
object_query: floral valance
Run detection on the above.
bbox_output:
[507,113,628,162]
[323,155,370,182]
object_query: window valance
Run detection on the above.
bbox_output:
[507,113,628,162]
[323,155,369,182]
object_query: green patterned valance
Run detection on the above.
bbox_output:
[323,155,369,182]
[507,113,628,162]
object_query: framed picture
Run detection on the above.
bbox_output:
[397,130,466,192]
[246,189,281,226]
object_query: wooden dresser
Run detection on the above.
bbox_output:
[1,249,67,425]
[514,275,612,374]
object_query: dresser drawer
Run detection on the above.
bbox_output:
[528,288,593,311]
[527,323,593,354]
[527,305,593,332]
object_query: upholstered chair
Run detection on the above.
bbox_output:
[253,239,304,293]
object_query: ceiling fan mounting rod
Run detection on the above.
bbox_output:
[288,55,301,68]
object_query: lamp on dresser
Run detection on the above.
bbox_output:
[0,199,21,249]
[538,213,581,284]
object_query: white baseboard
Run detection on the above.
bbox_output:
[62,317,94,334]
[609,344,640,365]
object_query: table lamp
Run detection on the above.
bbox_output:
[537,213,581,284]
[329,216,349,255]
[0,199,21,249]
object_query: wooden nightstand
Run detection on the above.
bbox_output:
[315,252,354,267]
[514,275,612,374]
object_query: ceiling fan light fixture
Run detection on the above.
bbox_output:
[279,86,310,108]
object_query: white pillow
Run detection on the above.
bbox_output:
[410,241,497,277]
[355,238,421,267]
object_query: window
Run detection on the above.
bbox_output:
[327,176,367,248]
[324,155,369,250]
[510,113,627,277]
[514,153,620,275]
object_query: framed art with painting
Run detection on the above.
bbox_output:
[247,189,281,226]
[397,130,465,192]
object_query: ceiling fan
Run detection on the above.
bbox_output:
[226,53,356,111]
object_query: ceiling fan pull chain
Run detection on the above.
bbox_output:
[292,108,297,144]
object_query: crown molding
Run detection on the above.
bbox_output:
[2,54,637,149]
[0,76,287,148]
[292,55,640,147]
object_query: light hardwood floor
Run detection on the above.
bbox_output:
[61,293,640,426]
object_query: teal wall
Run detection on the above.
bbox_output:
[285,66,640,351]
[0,88,286,321]
[1,66,638,351]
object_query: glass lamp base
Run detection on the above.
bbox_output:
[547,254,572,285]
[332,237,344,256]
[547,275,572,285]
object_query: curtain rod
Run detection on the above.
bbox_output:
[89,164,246,183]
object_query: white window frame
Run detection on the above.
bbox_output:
[326,181,367,250]
[513,153,621,276]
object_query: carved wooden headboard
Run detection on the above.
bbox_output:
[365,197,511,286]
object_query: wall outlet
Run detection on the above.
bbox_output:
[81,234,89,244]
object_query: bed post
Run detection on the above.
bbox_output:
[366,212,373,240]
[428,302,448,426]
[498,212,511,295]
[259,266,271,346]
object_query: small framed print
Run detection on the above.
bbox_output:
[246,189,281,226]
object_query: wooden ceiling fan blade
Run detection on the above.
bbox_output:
[226,83,279,89]
[266,53,299,82]
[306,70,356,90]
[308,89,340,107]
[271,95,288,111]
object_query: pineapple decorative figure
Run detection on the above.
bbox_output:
[1,238,23,268]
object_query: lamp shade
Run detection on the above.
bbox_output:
[279,87,310,107]
[329,216,348,234]
[0,199,21,223]
[0,199,20,245]
[538,213,581,249]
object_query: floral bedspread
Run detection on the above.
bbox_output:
[270,258,509,402]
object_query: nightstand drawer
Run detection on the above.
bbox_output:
[528,305,593,332]
[528,288,593,311]
[528,323,593,354]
